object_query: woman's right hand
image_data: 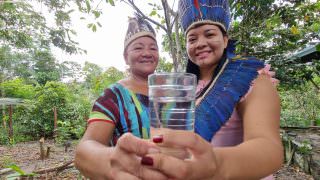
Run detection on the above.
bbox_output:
[75,126,169,180]
[108,133,168,180]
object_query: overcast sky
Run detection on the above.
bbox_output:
[49,1,167,71]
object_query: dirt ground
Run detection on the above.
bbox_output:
[0,140,315,179]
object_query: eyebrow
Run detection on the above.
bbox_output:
[188,27,220,36]
[131,42,144,46]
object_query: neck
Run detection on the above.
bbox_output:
[129,73,148,85]
[200,64,217,81]
[120,72,149,95]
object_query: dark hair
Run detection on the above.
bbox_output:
[186,51,227,98]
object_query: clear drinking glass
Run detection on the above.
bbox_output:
[148,72,196,159]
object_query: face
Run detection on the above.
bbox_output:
[124,36,159,77]
[186,24,228,70]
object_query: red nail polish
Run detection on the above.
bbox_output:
[153,135,163,143]
[141,156,153,166]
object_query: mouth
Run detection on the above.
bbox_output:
[139,59,155,64]
[196,50,211,59]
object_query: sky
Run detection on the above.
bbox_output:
[50,1,167,72]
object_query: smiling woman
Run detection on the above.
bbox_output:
[74,14,162,179]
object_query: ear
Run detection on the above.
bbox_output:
[223,36,229,49]
[123,50,129,65]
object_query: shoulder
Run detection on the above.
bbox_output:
[230,55,264,66]
[240,74,280,108]
[103,83,129,96]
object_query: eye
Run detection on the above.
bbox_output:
[150,46,158,51]
[134,47,142,50]
[187,37,196,44]
[205,31,217,38]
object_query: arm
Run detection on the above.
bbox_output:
[74,122,114,179]
[213,74,283,179]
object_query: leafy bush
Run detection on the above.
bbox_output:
[280,80,320,127]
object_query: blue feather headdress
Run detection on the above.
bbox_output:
[178,0,231,33]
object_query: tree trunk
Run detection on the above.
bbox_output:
[161,0,178,72]
[174,14,184,71]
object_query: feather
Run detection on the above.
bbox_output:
[193,0,200,10]
[193,0,202,18]
[195,58,265,142]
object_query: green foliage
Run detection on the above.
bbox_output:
[0,128,10,145]
[1,78,35,98]
[280,79,320,127]
[92,67,125,95]
[296,140,312,155]
[33,50,62,85]
[0,1,83,54]
[229,0,320,87]
[0,155,14,168]
[156,57,173,72]
[5,164,35,179]
[82,61,103,89]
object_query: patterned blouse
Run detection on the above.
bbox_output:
[87,83,150,145]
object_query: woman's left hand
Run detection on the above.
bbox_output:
[141,129,218,180]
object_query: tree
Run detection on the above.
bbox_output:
[229,0,320,87]
[0,0,85,54]
[91,66,125,95]
[82,61,103,89]
[156,57,173,73]
[33,50,62,85]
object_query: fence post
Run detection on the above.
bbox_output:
[53,106,57,143]
[8,105,13,140]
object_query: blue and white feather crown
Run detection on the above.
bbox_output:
[178,0,231,34]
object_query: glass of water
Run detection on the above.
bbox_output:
[148,72,196,158]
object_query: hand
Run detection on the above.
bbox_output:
[109,133,168,180]
[141,129,218,180]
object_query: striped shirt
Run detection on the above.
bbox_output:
[88,83,150,145]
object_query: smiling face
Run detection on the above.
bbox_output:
[186,24,228,72]
[124,36,159,78]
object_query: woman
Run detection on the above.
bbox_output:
[75,15,167,179]
[139,0,284,179]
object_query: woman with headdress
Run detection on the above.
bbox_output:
[138,0,283,179]
[74,14,167,179]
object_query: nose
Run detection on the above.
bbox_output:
[142,48,152,57]
[196,36,207,49]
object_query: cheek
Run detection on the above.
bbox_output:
[186,44,194,57]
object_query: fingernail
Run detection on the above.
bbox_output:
[141,156,153,166]
[148,147,160,154]
[153,135,163,143]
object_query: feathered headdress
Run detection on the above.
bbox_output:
[178,0,231,34]
[124,13,156,50]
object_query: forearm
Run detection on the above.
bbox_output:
[213,138,283,180]
[75,140,113,179]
